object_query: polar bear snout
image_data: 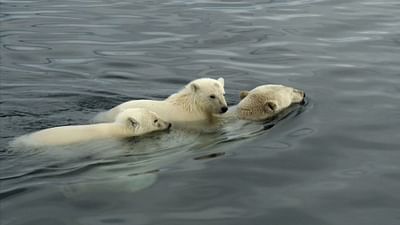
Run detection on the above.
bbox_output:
[298,90,306,98]
[300,92,306,105]
[220,106,228,113]
[292,88,306,104]
[156,119,172,130]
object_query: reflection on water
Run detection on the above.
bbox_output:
[1,0,400,224]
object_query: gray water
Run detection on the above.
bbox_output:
[1,0,400,224]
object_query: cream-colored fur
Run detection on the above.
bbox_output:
[12,109,171,147]
[93,78,228,130]
[224,84,305,121]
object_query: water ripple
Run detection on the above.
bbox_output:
[0,30,36,38]
[194,49,239,57]
[94,50,146,56]
[35,24,116,28]
[0,187,29,201]
[317,36,374,43]
[2,10,71,14]
[1,0,400,223]
[3,44,51,51]
[195,59,291,69]
[0,15,82,22]
[41,37,187,45]
[18,63,92,78]
[240,14,321,21]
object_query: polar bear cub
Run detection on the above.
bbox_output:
[12,108,171,147]
[228,84,305,121]
[93,78,228,129]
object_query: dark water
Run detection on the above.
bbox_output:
[1,0,400,224]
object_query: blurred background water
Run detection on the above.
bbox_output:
[1,0,400,224]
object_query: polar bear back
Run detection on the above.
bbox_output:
[13,123,125,147]
[12,108,170,147]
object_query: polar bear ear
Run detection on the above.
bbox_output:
[264,101,277,112]
[217,77,224,87]
[239,91,249,100]
[190,83,200,92]
[128,117,140,128]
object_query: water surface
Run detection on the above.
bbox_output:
[1,0,400,224]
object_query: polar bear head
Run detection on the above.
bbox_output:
[185,77,228,114]
[237,84,305,121]
[115,108,171,135]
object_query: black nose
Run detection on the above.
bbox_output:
[300,93,306,105]
[220,106,228,113]
[167,123,172,129]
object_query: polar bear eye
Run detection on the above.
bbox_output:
[265,102,277,111]
[209,95,216,99]
[154,119,158,123]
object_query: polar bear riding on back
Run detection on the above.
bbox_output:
[94,77,228,130]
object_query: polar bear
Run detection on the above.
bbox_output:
[93,78,228,130]
[225,84,305,121]
[12,108,171,147]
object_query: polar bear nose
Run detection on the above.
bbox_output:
[220,106,228,113]
[167,123,172,129]
[300,92,306,105]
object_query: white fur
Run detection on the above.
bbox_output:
[93,78,228,130]
[12,109,171,147]
[223,84,305,121]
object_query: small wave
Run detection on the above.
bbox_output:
[2,10,70,14]
[35,24,115,28]
[195,59,290,70]
[0,15,81,22]
[18,63,92,78]
[48,58,97,64]
[194,49,239,57]
[0,187,29,201]
[241,14,321,21]
[42,37,186,46]
[4,44,51,51]
[317,36,373,43]
[94,50,146,56]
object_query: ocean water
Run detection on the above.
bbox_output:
[1,0,400,224]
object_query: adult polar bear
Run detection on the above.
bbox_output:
[94,78,228,130]
[223,84,306,121]
[13,108,171,147]
[211,84,306,139]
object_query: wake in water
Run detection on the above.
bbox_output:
[1,101,307,199]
